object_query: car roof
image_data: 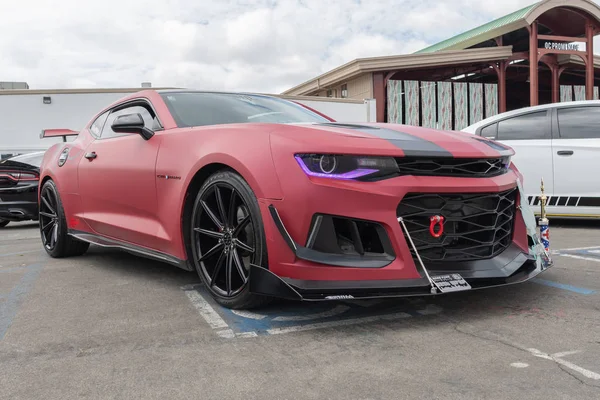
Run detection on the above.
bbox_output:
[462,100,600,132]
[155,89,289,99]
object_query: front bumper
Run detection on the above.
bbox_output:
[251,204,551,301]
[0,183,39,221]
[252,164,552,300]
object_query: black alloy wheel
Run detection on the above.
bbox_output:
[38,180,89,258]
[191,171,270,309]
[39,184,60,251]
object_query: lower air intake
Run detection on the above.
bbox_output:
[397,188,518,262]
[306,214,394,258]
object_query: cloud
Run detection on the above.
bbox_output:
[0,0,598,93]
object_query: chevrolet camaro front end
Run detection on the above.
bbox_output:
[249,123,552,301]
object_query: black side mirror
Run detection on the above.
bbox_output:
[111,113,154,140]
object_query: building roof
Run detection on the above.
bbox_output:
[415,0,600,54]
[414,3,538,54]
[282,46,514,96]
[282,0,600,96]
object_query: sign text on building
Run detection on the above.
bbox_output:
[544,42,580,51]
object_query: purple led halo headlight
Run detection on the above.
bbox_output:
[501,155,512,169]
[294,154,398,180]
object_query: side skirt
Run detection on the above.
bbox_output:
[68,230,191,271]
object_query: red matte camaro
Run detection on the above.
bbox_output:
[38,90,551,309]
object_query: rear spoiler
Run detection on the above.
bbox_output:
[40,129,79,142]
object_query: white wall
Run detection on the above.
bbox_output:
[295,98,376,123]
[0,92,130,155]
[0,92,376,157]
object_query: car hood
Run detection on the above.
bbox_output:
[279,122,514,158]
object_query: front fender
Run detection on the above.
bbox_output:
[154,126,284,259]
[161,126,284,201]
[187,149,284,201]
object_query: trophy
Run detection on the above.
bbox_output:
[538,178,550,253]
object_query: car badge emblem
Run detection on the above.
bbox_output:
[429,215,445,238]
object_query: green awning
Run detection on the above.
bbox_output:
[414,2,539,54]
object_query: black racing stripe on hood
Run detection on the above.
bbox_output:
[316,123,454,157]
[471,136,514,156]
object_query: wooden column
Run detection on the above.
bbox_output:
[372,72,386,122]
[529,21,539,106]
[586,21,595,100]
[498,61,507,113]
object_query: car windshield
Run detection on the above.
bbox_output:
[160,92,330,127]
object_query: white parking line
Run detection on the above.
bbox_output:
[182,286,444,338]
[510,362,529,368]
[553,350,582,358]
[235,331,259,338]
[555,253,600,263]
[528,348,600,380]
[231,310,267,320]
[272,305,351,321]
[555,245,600,251]
[453,322,600,382]
[216,329,236,339]
[183,289,229,330]
[266,312,414,335]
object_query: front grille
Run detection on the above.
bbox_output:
[397,188,517,262]
[394,157,509,178]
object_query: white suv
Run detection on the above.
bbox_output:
[462,100,600,219]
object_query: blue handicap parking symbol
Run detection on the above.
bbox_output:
[181,284,443,338]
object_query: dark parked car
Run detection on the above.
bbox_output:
[0,151,45,227]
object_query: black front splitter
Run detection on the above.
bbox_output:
[248,255,549,301]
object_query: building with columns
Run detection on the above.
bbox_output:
[282,0,600,130]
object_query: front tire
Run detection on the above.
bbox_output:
[190,171,271,309]
[39,180,90,258]
[0,219,9,228]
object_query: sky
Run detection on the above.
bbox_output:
[0,0,598,93]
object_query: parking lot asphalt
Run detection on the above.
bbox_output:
[1,220,599,400]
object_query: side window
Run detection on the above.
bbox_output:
[89,111,109,138]
[479,123,497,139]
[497,111,548,140]
[557,106,600,139]
[100,105,156,139]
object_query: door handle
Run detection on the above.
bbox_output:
[557,150,574,156]
[84,152,97,160]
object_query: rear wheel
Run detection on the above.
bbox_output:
[190,171,271,309]
[0,219,9,228]
[39,180,90,258]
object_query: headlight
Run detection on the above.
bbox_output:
[501,155,511,169]
[295,154,399,180]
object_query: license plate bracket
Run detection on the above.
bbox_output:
[431,273,471,293]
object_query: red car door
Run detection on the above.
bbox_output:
[77,103,164,249]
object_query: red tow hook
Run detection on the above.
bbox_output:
[429,215,445,238]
